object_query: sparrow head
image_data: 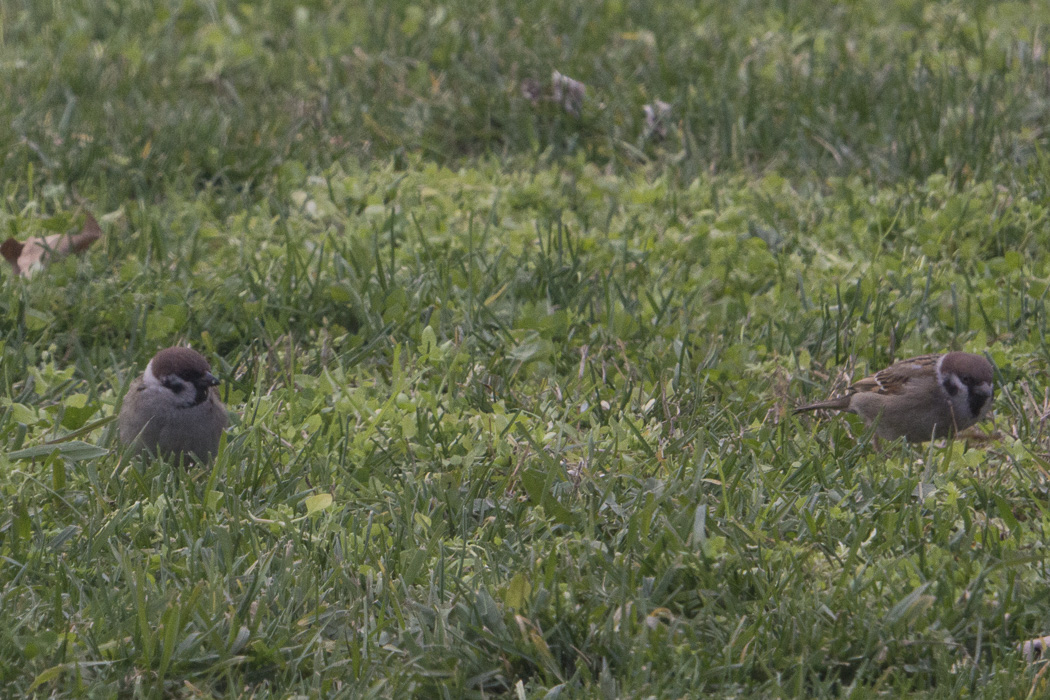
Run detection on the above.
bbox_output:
[143,347,220,407]
[937,351,994,418]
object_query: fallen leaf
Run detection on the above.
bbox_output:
[551,70,586,116]
[1021,635,1050,662]
[2,212,102,277]
[643,99,672,140]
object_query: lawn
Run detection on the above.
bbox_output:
[3,0,1050,697]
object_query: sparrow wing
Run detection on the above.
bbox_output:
[795,353,942,413]
[853,354,941,396]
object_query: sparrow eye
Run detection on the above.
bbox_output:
[942,378,959,397]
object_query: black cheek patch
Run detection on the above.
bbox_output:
[969,391,989,417]
[162,377,185,394]
[182,373,213,406]
[942,379,959,397]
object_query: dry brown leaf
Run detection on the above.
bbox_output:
[1021,635,1050,662]
[1,212,102,277]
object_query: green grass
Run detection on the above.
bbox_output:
[3,0,1050,697]
[4,0,1050,196]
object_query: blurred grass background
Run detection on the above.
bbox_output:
[4,0,1048,199]
[4,1,1050,697]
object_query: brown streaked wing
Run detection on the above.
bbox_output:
[851,354,942,396]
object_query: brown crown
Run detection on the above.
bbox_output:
[941,352,993,384]
[150,347,212,380]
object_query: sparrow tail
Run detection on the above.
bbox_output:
[793,396,852,414]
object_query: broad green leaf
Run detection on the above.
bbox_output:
[305,493,333,514]
[7,441,108,461]
[505,572,532,610]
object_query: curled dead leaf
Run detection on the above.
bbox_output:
[643,99,672,140]
[1,212,102,277]
[1021,635,1050,663]
[551,70,586,116]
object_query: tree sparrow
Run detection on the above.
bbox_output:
[119,347,229,463]
[794,352,994,443]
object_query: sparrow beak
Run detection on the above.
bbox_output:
[203,372,220,387]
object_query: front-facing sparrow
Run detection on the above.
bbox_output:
[794,352,994,443]
[119,347,228,463]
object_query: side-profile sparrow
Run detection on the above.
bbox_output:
[119,347,229,463]
[794,352,994,443]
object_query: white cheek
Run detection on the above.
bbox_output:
[141,362,197,407]
[167,377,199,407]
[142,360,163,389]
[947,375,970,413]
